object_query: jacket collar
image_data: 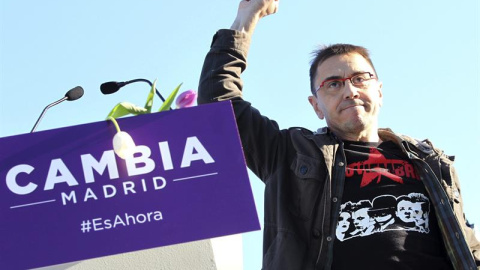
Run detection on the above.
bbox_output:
[314,126,435,157]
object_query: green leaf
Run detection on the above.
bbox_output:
[144,79,156,113]
[158,83,182,112]
[106,102,148,119]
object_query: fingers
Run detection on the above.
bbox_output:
[264,0,279,17]
[239,0,279,18]
[231,0,279,34]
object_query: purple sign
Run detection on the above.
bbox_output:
[0,101,260,270]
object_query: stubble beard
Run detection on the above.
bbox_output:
[329,113,375,140]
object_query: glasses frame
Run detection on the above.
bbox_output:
[316,72,376,93]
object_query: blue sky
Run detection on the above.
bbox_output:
[1,1,479,268]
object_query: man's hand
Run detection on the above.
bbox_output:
[231,0,279,36]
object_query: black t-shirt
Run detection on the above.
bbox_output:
[332,140,453,270]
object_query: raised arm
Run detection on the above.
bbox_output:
[198,0,284,181]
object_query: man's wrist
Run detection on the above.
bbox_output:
[230,14,260,36]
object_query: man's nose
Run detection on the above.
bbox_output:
[343,81,360,99]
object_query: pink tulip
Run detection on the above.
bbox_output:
[175,90,197,108]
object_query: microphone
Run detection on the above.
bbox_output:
[100,78,167,104]
[100,81,127,95]
[65,86,85,101]
[31,86,84,133]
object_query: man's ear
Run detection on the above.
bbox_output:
[308,95,325,119]
[377,81,383,107]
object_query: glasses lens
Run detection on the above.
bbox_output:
[351,73,372,87]
[325,80,343,89]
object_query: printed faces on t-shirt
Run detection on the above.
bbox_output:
[336,141,431,242]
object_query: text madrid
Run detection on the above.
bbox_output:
[5,136,215,205]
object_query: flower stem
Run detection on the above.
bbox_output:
[107,116,121,133]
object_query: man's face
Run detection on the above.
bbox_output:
[308,53,383,139]
[411,202,426,225]
[352,208,371,230]
[396,200,415,223]
[371,211,393,223]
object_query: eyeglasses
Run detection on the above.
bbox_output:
[316,72,376,93]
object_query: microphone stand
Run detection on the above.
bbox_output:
[30,86,84,133]
[31,97,68,133]
[125,79,166,103]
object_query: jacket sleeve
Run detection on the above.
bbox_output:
[401,135,480,267]
[450,164,480,267]
[197,29,287,181]
[437,149,480,267]
[467,227,480,268]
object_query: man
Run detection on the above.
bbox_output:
[198,0,480,269]
[396,194,418,229]
[367,195,397,232]
[350,200,373,237]
[396,193,432,233]
[408,192,431,233]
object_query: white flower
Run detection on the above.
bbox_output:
[113,131,136,159]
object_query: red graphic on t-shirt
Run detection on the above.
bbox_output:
[346,148,419,187]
